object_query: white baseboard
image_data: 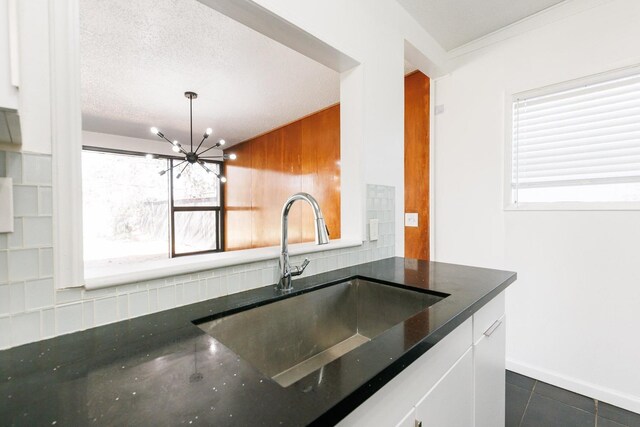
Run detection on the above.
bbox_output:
[506,358,640,415]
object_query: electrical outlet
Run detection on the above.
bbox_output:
[369,218,379,241]
[405,213,418,228]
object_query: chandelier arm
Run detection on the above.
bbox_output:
[160,135,188,155]
[198,156,224,159]
[159,159,186,175]
[177,162,189,177]
[194,135,207,154]
[197,160,212,174]
[196,145,219,157]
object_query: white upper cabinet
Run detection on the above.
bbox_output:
[0,0,21,146]
[0,0,56,153]
[0,0,19,111]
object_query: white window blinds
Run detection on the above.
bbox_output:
[511,66,640,204]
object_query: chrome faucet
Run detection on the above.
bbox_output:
[278,193,330,292]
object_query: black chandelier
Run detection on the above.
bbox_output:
[150,91,236,182]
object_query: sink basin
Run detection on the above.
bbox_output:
[196,278,446,387]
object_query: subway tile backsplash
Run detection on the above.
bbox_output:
[0,151,396,349]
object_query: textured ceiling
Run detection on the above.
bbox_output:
[79,0,339,148]
[396,0,565,51]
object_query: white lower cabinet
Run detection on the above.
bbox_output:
[339,291,506,427]
[415,348,474,427]
[473,294,506,427]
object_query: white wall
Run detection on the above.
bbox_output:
[239,0,447,256]
[434,0,640,413]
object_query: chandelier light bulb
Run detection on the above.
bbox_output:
[218,139,226,146]
[172,140,179,145]
[229,153,237,160]
[206,128,213,136]
[220,176,227,183]
[150,127,159,135]
[172,145,181,153]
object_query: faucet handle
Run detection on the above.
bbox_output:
[291,258,310,277]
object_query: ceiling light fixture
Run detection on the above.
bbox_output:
[149,91,236,181]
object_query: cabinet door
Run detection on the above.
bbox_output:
[474,315,506,427]
[0,0,19,110]
[415,348,474,427]
[395,407,416,427]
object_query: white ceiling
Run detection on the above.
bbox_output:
[79,0,339,148]
[396,0,566,51]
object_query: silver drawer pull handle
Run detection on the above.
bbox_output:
[483,319,503,337]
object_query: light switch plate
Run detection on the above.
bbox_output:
[0,178,14,233]
[369,218,379,241]
[405,212,418,228]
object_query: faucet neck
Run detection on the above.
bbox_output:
[278,193,328,292]
[279,193,324,255]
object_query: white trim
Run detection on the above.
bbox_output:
[506,358,640,415]
[429,77,436,259]
[339,63,366,243]
[504,91,514,210]
[50,0,84,289]
[84,238,362,290]
[448,0,614,58]
[504,202,640,211]
[7,0,19,87]
[513,62,640,102]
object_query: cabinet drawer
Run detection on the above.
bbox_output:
[473,291,505,344]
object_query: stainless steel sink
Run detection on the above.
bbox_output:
[196,278,445,387]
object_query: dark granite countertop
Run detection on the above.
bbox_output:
[0,257,516,426]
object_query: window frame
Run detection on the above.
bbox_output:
[505,64,640,212]
[168,158,224,258]
[82,146,224,262]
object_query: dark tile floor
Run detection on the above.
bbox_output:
[506,370,640,427]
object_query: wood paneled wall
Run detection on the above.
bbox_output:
[404,71,430,260]
[223,105,341,251]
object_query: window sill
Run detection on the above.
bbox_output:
[83,238,363,290]
[504,202,640,211]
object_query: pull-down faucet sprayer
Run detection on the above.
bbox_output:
[277,193,330,292]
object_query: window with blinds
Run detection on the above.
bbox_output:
[511,66,640,205]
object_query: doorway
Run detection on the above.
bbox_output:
[404,70,430,260]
